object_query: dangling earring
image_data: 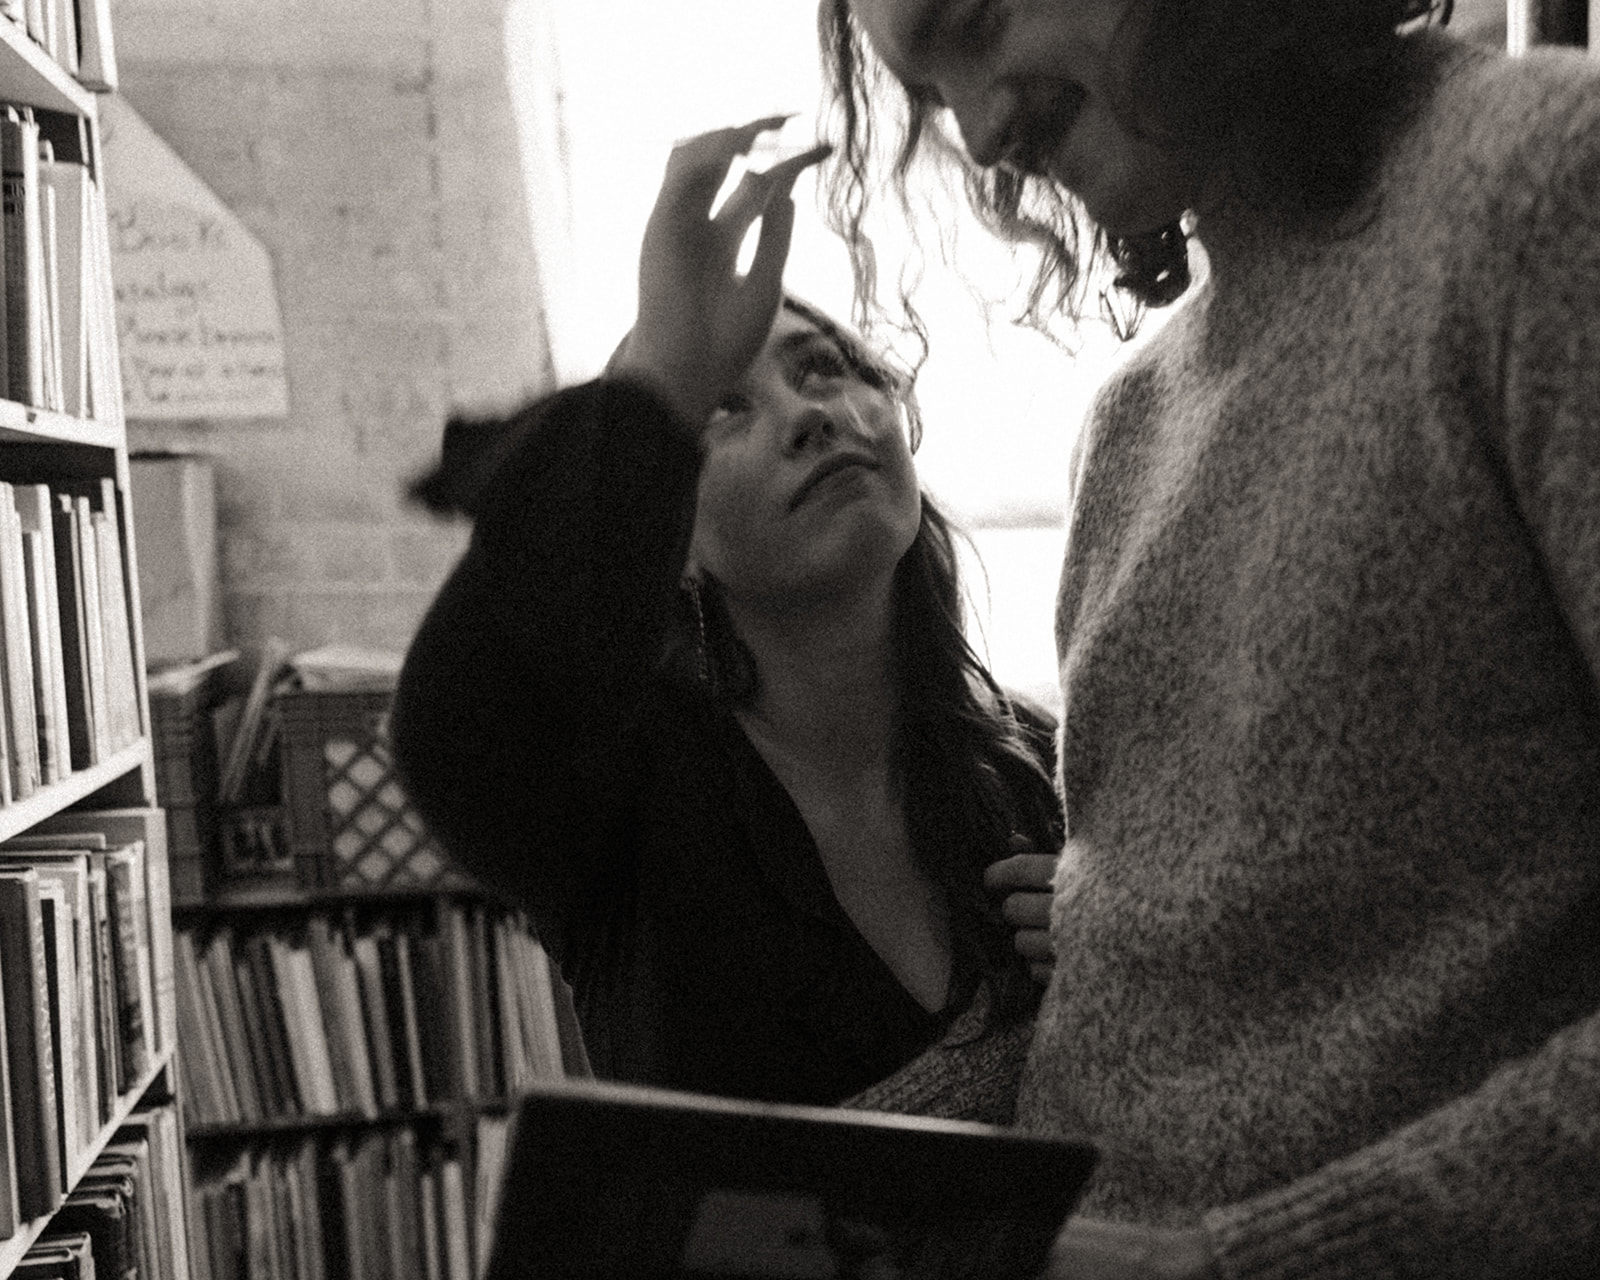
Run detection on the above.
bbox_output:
[684,575,712,694]
[1101,220,1191,338]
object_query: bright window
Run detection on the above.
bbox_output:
[504,0,1151,712]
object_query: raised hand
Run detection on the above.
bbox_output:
[610,117,832,425]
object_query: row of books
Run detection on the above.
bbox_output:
[0,474,142,806]
[0,0,116,92]
[0,811,175,1239]
[176,900,569,1130]
[9,1104,187,1280]
[0,103,116,418]
[190,1113,512,1280]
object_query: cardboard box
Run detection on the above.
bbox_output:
[129,454,223,664]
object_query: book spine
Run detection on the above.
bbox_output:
[0,903,19,1238]
[75,0,117,90]
[51,492,93,770]
[84,860,122,1110]
[0,480,40,799]
[18,528,62,786]
[304,915,359,1117]
[199,928,262,1123]
[102,848,151,1082]
[0,108,40,407]
[72,494,109,764]
[0,867,64,1219]
[36,881,80,1186]
[351,931,400,1113]
[172,928,226,1127]
[241,932,301,1120]
[88,486,140,754]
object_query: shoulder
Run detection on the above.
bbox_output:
[1401,32,1600,205]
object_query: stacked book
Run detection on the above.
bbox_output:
[187,1111,511,1280]
[8,1104,187,1280]
[0,810,175,1240]
[0,474,143,808]
[0,101,118,422]
[175,899,570,1130]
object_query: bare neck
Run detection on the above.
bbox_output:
[727,581,898,771]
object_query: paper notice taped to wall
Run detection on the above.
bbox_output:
[100,97,289,419]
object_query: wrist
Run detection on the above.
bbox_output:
[606,336,711,427]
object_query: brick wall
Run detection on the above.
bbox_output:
[112,0,556,656]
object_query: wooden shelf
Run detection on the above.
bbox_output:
[0,401,122,449]
[0,739,151,844]
[185,1097,513,1142]
[0,19,94,118]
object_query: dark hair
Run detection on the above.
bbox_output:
[817,0,1453,337]
[686,490,1061,1028]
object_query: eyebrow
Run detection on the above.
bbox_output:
[771,328,841,361]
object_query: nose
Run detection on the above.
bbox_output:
[785,404,838,455]
[944,78,1021,170]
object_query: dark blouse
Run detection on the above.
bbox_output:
[392,379,1053,1105]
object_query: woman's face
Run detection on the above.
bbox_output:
[848,0,1207,236]
[690,308,921,609]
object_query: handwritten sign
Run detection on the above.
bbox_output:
[100,98,289,418]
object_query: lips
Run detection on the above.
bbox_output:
[789,453,878,511]
[1009,82,1088,177]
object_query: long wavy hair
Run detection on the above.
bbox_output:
[681,297,1062,1026]
[817,0,1454,338]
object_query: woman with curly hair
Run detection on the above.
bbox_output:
[391,120,1063,1113]
[821,0,1600,1275]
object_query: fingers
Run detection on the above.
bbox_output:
[1000,890,1051,930]
[988,834,1057,982]
[740,189,795,310]
[983,851,1059,895]
[758,141,834,189]
[712,140,833,236]
[661,116,801,218]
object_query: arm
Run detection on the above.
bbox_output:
[391,378,703,959]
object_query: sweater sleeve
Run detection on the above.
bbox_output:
[391,378,702,964]
[1201,66,1600,1280]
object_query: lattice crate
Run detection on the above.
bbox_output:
[277,688,474,893]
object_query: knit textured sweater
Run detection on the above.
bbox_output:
[1010,32,1600,1278]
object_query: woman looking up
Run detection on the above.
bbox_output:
[392,119,1062,1109]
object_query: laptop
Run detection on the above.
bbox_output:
[482,1078,1098,1279]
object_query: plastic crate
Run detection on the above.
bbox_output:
[277,688,474,893]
